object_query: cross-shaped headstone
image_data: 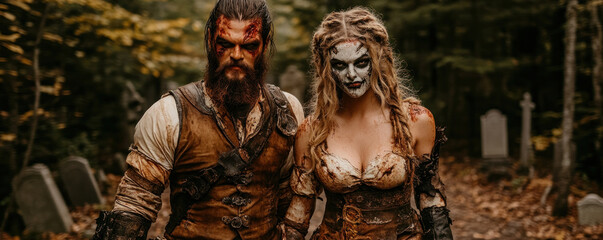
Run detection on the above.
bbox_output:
[520,92,535,170]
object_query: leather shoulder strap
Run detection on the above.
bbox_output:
[266,84,298,137]
[170,81,213,115]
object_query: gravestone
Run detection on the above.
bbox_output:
[279,65,306,101]
[13,164,73,233]
[519,92,535,173]
[480,109,511,180]
[121,80,145,146]
[95,168,109,195]
[577,193,603,225]
[59,156,105,206]
[481,109,508,158]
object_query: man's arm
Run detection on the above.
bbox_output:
[410,105,453,240]
[94,96,179,240]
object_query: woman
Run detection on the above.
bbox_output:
[281,7,453,240]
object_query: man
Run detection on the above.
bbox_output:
[93,0,304,239]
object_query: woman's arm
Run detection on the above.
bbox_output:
[281,118,321,239]
[410,105,453,240]
[410,105,447,209]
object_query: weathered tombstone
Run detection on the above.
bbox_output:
[12,164,73,233]
[279,65,306,101]
[121,80,145,146]
[480,109,511,180]
[95,168,109,195]
[577,193,603,225]
[481,109,508,158]
[59,156,105,206]
[123,80,145,121]
[519,93,535,173]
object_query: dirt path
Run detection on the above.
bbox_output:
[442,158,602,240]
[446,171,525,240]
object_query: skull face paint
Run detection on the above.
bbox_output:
[330,40,371,98]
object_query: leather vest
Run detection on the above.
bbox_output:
[166,81,296,239]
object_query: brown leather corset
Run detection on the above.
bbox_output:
[317,185,422,240]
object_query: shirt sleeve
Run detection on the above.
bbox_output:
[131,95,180,170]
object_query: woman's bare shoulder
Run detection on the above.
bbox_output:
[408,104,436,155]
[409,104,435,125]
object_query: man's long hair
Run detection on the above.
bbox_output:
[307,7,419,169]
[203,0,275,114]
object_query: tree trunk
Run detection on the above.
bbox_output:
[553,0,578,217]
[589,2,603,180]
[22,4,49,169]
[2,3,50,232]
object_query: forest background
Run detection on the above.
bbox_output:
[1,0,603,238]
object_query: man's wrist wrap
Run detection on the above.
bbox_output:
[92,210,151,240]
[283,226,305,240]
[420,206,453,240]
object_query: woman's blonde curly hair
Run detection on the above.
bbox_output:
[306,7,420,169]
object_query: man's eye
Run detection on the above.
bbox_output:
[356,60,369,68]
[217,41,234,48]
[242,43,259,51]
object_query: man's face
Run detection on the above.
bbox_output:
[330,40,371,98]
[214,15,264,82]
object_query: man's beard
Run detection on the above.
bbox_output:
[205,55,266,119]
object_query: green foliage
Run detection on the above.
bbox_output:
[0,0,210,183]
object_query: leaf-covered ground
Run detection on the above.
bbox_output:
[3,157,603,239]
[443,157,603,240]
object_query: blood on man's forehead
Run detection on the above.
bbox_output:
[215,15,263,41]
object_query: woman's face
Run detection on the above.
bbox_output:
[329,40,371,98]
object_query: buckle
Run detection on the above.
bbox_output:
[342,205,363,224]
[221,215,250,229]
[182,176,209,200]
[222,193,251,207]
[201,168,219,184]
[236,172,254,185]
